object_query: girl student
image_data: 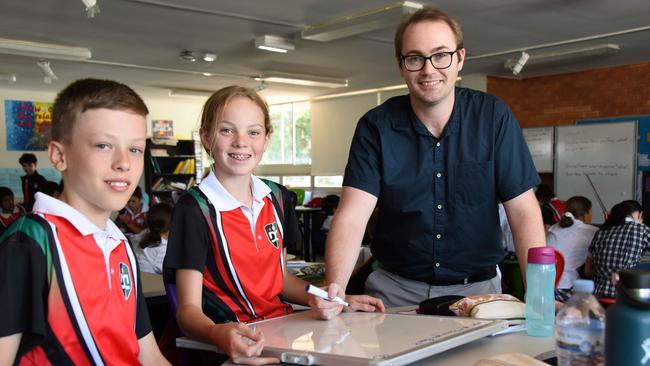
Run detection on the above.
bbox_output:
[546,196,598,302]
[133,202,173,274]
[164,86,383,364]
[586,200,650,298]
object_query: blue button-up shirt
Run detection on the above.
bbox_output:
[343,87,540,282]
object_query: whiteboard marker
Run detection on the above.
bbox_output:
[305,284,349,306]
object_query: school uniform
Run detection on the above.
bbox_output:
[132,231,167,274]
[0,193,151,365]
[164,169,300,324]
[20,170,47,211]
[123,204,148,233]
[589,218,650,298]
[547,219,598,290]
[0,203,26,235]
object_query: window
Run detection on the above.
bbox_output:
[262,102,311,165]
[314,176,343,188]
[257,175,280,184]
[282,175,311,188]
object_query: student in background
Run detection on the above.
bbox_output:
[535,183,566,230]
[547,196,597,302]
[133,202,173,274]
[18,153,48,211]
[164,85,383,365]
[0,78,169,365]
[118,185,148,234]
[0,186,25,235]
[586,200,650,298]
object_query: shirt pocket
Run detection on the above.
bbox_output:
[454,161,493,205]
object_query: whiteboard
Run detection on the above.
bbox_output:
[177,312,506,366]
[555,121,637,224]
[523,127,554,173]
[251,312,504,366]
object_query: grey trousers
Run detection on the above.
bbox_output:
[365,267,502,308]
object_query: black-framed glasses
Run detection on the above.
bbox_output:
[401,49,459,71]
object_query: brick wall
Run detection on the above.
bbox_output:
[487,62,650,128]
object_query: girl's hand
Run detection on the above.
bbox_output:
[210,323,279,365]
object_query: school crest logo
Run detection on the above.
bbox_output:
[119,262,132,300]
[264,223,280,248]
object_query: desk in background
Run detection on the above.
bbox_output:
[294,206,322,262]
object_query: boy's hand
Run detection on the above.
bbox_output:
[210,323,279,365]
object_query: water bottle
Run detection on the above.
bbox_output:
[525,246,556,337]
[605,269,650,366]
[555,279,605,366]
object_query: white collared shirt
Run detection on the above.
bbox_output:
[198,169,271,236]
[547,218,598,289]
[33,192,128,286]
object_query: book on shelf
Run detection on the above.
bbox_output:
[172,160,185,174]
[149,148,168,157]
[151,177,164,191]
[150,158,161,174]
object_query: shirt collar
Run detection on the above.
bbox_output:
[32,192,127,240]
[198,168,271,211]
[390,89,461,138]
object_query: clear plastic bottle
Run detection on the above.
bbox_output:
[525,247,556,337]
[555,279,605,366]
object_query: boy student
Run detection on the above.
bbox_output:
[164,85,383,365]
[0,79,170,365]
[18,153,48,211]
[117,185,148,234]
[0,186,25,235]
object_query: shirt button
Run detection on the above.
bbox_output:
[110,269,115,274]
[258,235,262,240]
[435,262,440,267]
[437,204,443,209]
[436,142,441,147]
[436,172,442,178]
[436,234,442,239]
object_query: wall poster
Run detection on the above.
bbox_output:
[4,100,53,151]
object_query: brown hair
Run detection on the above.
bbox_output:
[558,196,592,228]
[394,7,464,66]
[199,85,271,156]
[140,202,173,249]
[52,78,148,143]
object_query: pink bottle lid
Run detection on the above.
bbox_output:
[528,246,555,264]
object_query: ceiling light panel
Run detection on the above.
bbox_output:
[301,1,422,42]
[0,38,91,60]
[255,35,295,53]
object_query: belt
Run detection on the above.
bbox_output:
[380,264,497,286]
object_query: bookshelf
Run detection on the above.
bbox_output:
[144,137,203,203]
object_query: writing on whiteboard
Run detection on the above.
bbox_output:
[564,163,630,177]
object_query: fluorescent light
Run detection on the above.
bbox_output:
[0,73,17,82]
[255,35,294,53]
[301,1,423,42]
[527,44,620,65]
[202,53,217,62]
[168,88,212,98]
[0,38,91,60]
[254,72,348,88]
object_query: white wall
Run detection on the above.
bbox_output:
[0,86,205,169]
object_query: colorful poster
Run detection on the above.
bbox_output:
[152,119,174,140]
[4,100,53,151]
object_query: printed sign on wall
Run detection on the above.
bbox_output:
[4,100,53,151]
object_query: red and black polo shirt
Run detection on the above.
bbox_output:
[0,193,151,365]
[164,172,301,323]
